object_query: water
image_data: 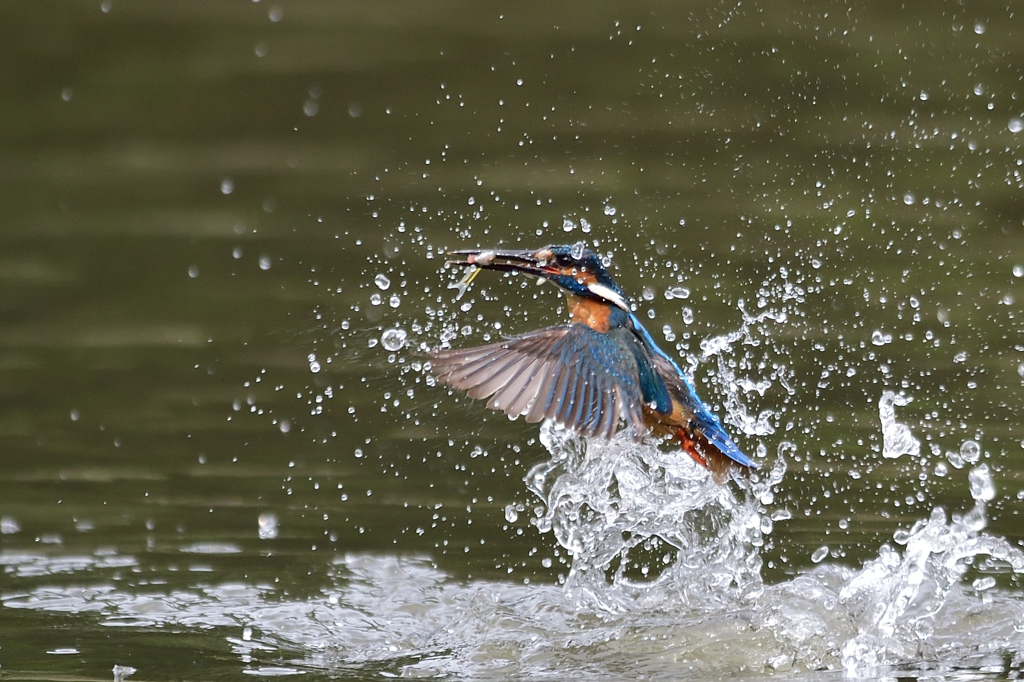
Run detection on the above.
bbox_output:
[3,1,1024,679]
[6,419,1024,679]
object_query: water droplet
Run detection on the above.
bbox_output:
[258,512,279,539]
[969,464,995,502]
[1017,363,1024,379]
[570,241,586,259]
[504,505,518,523]
[1009,118,1024,134]
[220,178,234,195]
[681,307,694,324]
[579,218,591,233]
[258,255,272,270]
[811,545,828,563]
[903,193,916,205]
[188,265,199,278]
[871,330,892,346]
[562,218,576,233]
[381,328,407,351]
[665,286,690,300]
[879,391,920,459]
[278,420,290,434]
[374,274,391,290]
[603,205,617,216]
[307,353,321,373]
[960,440,981,464]
[370,293,382,306]
[953,351,967,363]
[974,21,986,34]
[972,576,996,591]
[389,295,401,309]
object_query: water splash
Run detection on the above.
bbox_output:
[6,447,1024,679]
[525,422,782,614]
[834,462,1024,675]
[6,420,1024,677]
[879,391,921,459]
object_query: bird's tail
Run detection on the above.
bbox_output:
[676,427,754,482]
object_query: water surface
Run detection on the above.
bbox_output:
[2,1,1024,679]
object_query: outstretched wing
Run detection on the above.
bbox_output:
[428,324,644,439]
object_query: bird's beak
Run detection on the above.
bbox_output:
[446,248,558,278]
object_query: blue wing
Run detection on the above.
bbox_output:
[428,324,646,440]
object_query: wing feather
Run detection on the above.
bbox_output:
[428,324,643,439]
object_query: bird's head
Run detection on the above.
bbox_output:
[449,243,631,311]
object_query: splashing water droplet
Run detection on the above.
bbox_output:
[381,328,407,351]
[562,219,576,233]
[811,546,829,563]
[871,330,892,346]
[307,353,321,373]
[570,241,586,259]
[374,274,391,290]
[603,204,617,216]
[665,286,690,300]
[879,391,920,459]
[960,440,981,464]
[258,512,279,539]
[969,464,995,502]
[1009,118,1024,134]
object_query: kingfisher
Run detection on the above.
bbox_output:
[428,244,757,479]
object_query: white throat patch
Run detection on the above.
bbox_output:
[587,282,629,311]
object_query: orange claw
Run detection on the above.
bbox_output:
[677,428,709,469]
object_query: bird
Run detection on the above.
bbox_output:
[427,244,757,479]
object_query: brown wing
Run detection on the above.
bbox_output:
[427,325,644,439]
